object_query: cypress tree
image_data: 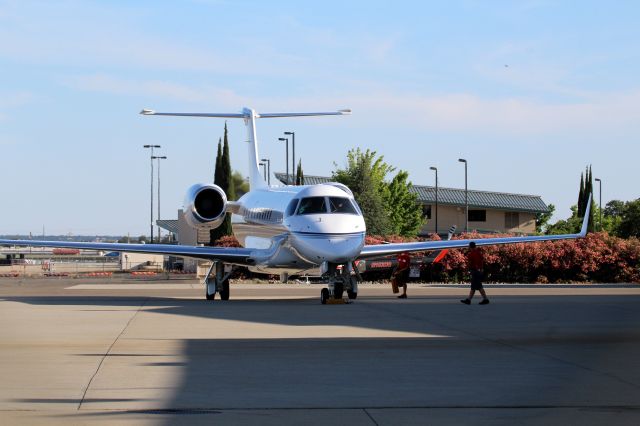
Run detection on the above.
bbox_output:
[577,172,585,217]
[210,123,235,244]
[215,139,223,181]
[221,122,236,201]
[210,139,223,245]
[296,159,305,185]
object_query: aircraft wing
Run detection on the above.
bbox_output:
[358,195,591,260]
[0,239,261,266]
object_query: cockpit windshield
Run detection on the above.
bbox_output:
[285,199,299,217]
[296,197,327,215]
[329,197,357,214]
[295,196,358,215]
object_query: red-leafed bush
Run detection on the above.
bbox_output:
[213,235,242,248]
[430,232,640,283]
[215,232,640,283]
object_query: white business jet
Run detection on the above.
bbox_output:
[0,107,591,303]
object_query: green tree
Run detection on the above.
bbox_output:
[232,171,249,199]
[546,205,582,235]
[214,138,222,184]
[332,148,424,237]
[577,172,585,217]
[536,204,555,234]
[385,171,424,236]
[210,122,235,244]
[617,199,640,238]
[604,200,625,217]
[332,149,392,235]
[295,159,305,185]
[221,123,236,201]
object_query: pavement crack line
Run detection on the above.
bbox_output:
[359,301,640,391]
[77,297,150,410]
[363,408,380,425]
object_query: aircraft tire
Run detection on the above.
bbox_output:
[347,290,357,300]
[220,279,230,301]
[334,283,344,299]
[321,288,329,304]
[205,281,216,300]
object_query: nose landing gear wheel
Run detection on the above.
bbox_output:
[320,288,330,304]
[334,283,344,300]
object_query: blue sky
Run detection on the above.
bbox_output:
[1,0,639,235]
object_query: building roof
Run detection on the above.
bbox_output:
[156,219,179,234]
[274,172,548,214]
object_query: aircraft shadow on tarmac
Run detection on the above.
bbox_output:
[4,294,640,424]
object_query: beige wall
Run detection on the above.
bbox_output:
[420,204,536,235]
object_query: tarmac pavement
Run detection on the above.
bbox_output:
[1,278,640,425]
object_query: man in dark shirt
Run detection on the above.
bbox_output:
[393,252,411,299]
[461,242,490,305]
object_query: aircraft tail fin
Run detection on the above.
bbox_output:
[141,107,350,190]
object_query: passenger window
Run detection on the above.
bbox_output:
[296,197,327,215]
[285,199,299,217]
[329,197,357,214]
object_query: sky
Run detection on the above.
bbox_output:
[1,0,639,235]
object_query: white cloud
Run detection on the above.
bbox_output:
[64,74,250,106]
[63,71,640,140]
[0,91,33,108]
[329,89,640,137]
[0,91,34,121]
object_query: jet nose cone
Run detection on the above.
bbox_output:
[292,232,365,264]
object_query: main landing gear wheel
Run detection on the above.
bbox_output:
[203,261,233,301]
[219,279,230,301]
[205,281,216,300]
[321,288,330,304]
[347,290,357,300]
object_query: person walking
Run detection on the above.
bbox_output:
[461,242,489,305]
[393,252,411,299]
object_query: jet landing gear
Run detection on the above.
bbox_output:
[204,261,232,301]
[320,262,359,305]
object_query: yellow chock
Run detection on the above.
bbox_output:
[326,297,350,305]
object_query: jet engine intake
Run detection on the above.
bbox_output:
[183,183,228,229]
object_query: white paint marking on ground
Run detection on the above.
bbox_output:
[66,284,198,290]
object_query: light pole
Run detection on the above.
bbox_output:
[284,131,295,184]
[278,137,289,184]
[143,144,160,243]
[595,178,602,231]
[429,166,438,235]
[458,158,468,233]
[152,155,167,242]
[261,158,271,185]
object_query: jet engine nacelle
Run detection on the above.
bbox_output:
[183,183,228,229]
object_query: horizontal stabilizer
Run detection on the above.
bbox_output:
[140,108,351,119]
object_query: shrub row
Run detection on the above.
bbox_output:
[215,233,640,283]
[426,232,640,283]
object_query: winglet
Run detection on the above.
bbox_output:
[579,193,592,237]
